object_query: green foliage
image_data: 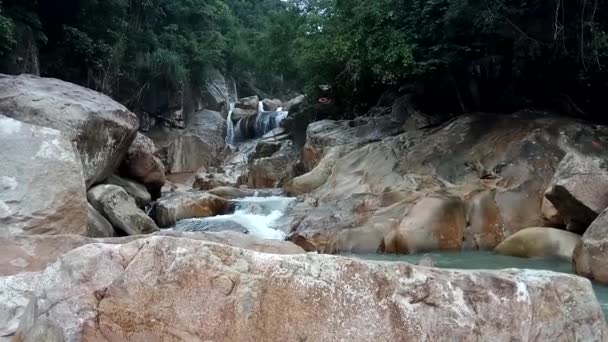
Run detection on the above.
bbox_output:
[0,14,15,56]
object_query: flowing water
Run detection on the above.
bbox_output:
[350,251,608,317]
[226,102,236,146]
[225,101,289,144]
[174,196,294,240]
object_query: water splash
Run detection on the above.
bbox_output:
[174,196,295,240]
[254,110,289,137]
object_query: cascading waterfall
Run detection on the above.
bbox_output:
[225,102,236,146]
[254,110,289,137]
[226,99,289,143]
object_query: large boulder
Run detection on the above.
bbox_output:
[248,143,298,188]
[200,69,238,112]
[380,196,466,254]
[0,232,304,277]
[235,95,259,110]
[87,204,115,238]
[150,191,230,227]
[119,132,165,198]
[0,115,87,236]
[0,74,139,187]
[232,95,259,121]
[0,237,604,340]
[545,152,608,233]
[574,207,608,283]
[149,109,226,173]
[193,170,235,191]
[286,112,608,254]
[283,94,305,111]
[495,227,581,260]
[262,98,283,111]
[87,185,159,235]
[104,174,151,208]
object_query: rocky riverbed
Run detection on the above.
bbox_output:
[1,73,608,340]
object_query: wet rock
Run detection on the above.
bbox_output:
[0,74,139,187]
[150,191,230,227]
[105,174,151,208]
[574,207,608,283]
[119,132,165,198]
[232,95,259,121]
[0,237,604,341]
[193,170,234,191]
[175,219,249,234]
[87,204,115,238]
[209,186,285,199]
[262,98,283,111]
[87,185,159,235]
[545,152,608,233]
[495,227,580,260]
[0,115,87,236]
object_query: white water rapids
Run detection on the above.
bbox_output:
[174,196,295,239]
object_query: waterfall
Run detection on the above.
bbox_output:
[226,99,289,144]
[254,110,289,137]
[225,102,235,146]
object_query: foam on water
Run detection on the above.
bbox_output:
[174,196,295,240]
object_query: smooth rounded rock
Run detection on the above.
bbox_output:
[495,227,581,260]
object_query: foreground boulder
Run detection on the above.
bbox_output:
[150,191,230,227]
[0,232,304,277]
[0,74,139,186]
[119,132,166,198]
[545,152,608,233]
[0,236,604,340]
[88,185,159,235]
[574,207,608,283]
[495,227,581,260]
[0,115,87,236]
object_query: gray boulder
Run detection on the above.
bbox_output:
[0,115,87,236]
[0,74,139,187]
[545,152,608,232]
[87,185,159,235]
[87,204,115,238]
[574,207,608,283]
[262,98,283,111]
[119,132,165,198]
[105,174,151,208]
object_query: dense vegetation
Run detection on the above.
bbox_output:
[1,0,608,118]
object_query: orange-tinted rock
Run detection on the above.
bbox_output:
[0,237,604,341]
[150,191,230,227]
